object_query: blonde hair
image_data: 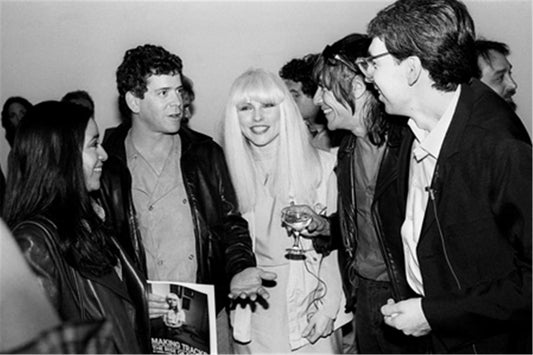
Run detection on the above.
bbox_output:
[223,68,322,213]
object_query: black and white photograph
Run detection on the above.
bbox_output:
[149,281,216,354]
[0,1,530,354]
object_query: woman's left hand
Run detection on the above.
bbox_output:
[302,312,334,344]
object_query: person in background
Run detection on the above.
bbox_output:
[475,39,518,110]
[61,90,95,116]
[223,68,351,353]
[99,44,275,353]
[280,54,341,151]
[1,96,32,147]
[180,75,196,126]
[362,0,531,352]
[3,101,151,353]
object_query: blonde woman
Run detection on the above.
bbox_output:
[223,68,351,353]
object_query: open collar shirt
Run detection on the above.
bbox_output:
[401,86,461,296]
[125,132,197,283]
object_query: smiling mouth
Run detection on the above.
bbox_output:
[321,107,333,115]
[251,126,269,134]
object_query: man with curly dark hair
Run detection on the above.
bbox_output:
[280,54,341,150]
[99,44,276,353]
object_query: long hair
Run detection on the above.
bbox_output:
[3,101,117,276]
[223,68,322,213]
[368,0,476,92]
[313,33,389,146]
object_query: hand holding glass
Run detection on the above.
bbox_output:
[281,207,312,259]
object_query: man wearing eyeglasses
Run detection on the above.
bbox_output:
[361,0,531,353]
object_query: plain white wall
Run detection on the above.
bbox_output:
[1,0,531,173]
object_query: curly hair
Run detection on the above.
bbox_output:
[313,33,390,147]
[368,0,476,92]
[2,96,32,146]
[116,44,183,120]
[279,54,319,98]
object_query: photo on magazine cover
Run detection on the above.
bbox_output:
[148,281,216,354]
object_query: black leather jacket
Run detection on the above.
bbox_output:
[316,128,415,310]
[13,216,151,354]
[99,124,256,312]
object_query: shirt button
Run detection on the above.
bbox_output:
[148,205,154,211]
[188,254,194,260]
[182,198,187,204]
[157,260,163,266]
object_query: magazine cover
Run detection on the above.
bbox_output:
[148,281,217,355]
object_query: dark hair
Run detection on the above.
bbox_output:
[474,39,511,78]
[182,75,195,102]
[313,33,389,146]
[61,90,95,115]
[1,96,32,146]
[279,54,319,97]
[116,44,183,121]
[368,0,476,91]
[181,75,196,124]
[3,101,117,277]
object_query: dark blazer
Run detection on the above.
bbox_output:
[397,79,532,353]
[100,124,256,313]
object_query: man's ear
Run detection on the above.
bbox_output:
[125,91,140,113]
[405,56,422,86]
[352,75,367,99]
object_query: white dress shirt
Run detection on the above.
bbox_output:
[401,86,461,296]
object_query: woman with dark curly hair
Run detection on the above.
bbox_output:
[1,96,32,146]
[3,100,151,353]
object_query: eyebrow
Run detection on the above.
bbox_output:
[155,84,183,91]
[492,68,508,75]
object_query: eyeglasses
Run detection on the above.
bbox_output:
[322,44,360,74]
[355,52,390,78]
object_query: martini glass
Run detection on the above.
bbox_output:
[281,208,312,260]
